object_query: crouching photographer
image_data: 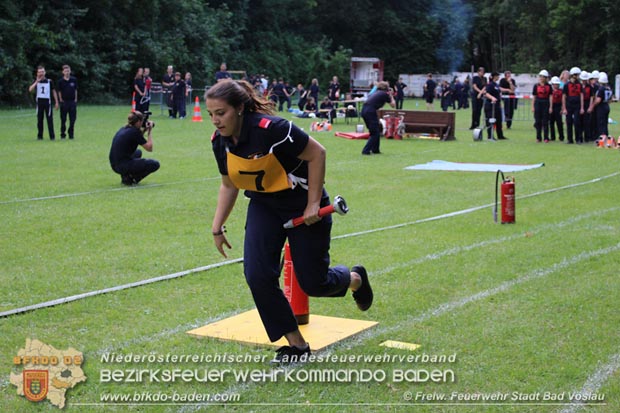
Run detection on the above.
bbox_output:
[109,111,160,185]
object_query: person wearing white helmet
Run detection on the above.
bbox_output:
[550,76,564,141]
[531,70,553,142]
[587,71,601,138]
[562,67,585,144]
[579,71,594,142]
[590,72,613,142]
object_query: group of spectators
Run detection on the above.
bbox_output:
[28,64,78,140]
[465,66,613,143]
[133,65,193,119]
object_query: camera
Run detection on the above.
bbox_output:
[142,111,155,130]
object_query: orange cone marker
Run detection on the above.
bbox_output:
[192,96,203,122]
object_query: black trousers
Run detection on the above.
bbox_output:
[36,100,55,139]
[534,100,550,140]
[111,150,160,183]
[565,104,581,143]
[471,97,483,128]
[60,101,77,138]
[502,96,515,128]
[484,102,504,139]
[244,196,351,342]
[550,103,564,141]
[362,110,381,154]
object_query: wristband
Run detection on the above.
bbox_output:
[212,226,226,236]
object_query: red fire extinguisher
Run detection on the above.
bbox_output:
[282,243,309,324]
[494,170,515,224]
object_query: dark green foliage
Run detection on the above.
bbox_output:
[1,0,619,105]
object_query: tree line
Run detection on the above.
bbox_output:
[1,0,618,106]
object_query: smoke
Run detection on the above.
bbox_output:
[430,0,474,73]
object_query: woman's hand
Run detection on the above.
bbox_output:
[302,202,321,226]
[214,232,232,258]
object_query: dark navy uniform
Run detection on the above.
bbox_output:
[57,75,78,139]
[595,85,612,137]
[589,82,600,139]
[563,81,583,143]
[532,83,552,141]
[361,90,392,154]
[171,79,186,118]
[211,113,351,342]
[35,78,56,140]
[499,77,516,128]
[580,83,593,142]
[394,81,407,109]
[109,126,160,184]
[471,74,487,129]
[550,87,564,141]
[327,81,340,102]
[484,79,505,139]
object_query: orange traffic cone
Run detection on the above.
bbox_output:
[282,243,309,325]
[131,92,136,112]
[192,96,203,122]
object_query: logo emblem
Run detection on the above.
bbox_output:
[23,370,48,402]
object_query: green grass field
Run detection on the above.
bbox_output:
[1,98,619,412]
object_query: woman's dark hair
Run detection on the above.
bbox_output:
[205,79,274,115]
[127,111,144,127]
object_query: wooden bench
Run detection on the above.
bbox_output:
[378,109,456,141]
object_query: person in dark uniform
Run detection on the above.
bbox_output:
[133,68,146,113]
[272,78,289,112]
[470,67,487,129]
[57,64,78,140]
[423,73,437,111]
[590,72,612,141]
[579,71,593,142]
[461,77,471,109]
[587,71,600,140]
[109,111,160,185]
[295,83,308,110]
[483,71,506,140]
[562,67,584,144]
[499,70,516,129]
[205,79,373,363]
[327,76,340,105]
[549,76,564,141]
[309,78,320,107]
[394,77,407,109]
[361,81,396,155]
[171,72,187,119]
[531,70,552,142]
[215,62,231,83]
[28,65,58,140]
[143,67,152,113]
[440,80,452,112]
[162,65,175,118]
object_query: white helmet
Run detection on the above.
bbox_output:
[590,70,600,79]
[538,69,549,77]
[579,71,590,81]
[599,72,608,84]
[569,67,581,75]
[551,76,561,85]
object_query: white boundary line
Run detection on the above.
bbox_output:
[333,171,620,240]
[179,242,620,411]
[1,172,617,319]
[0,259,242,318]
[0,177,220,205]
[559,353,620,413]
